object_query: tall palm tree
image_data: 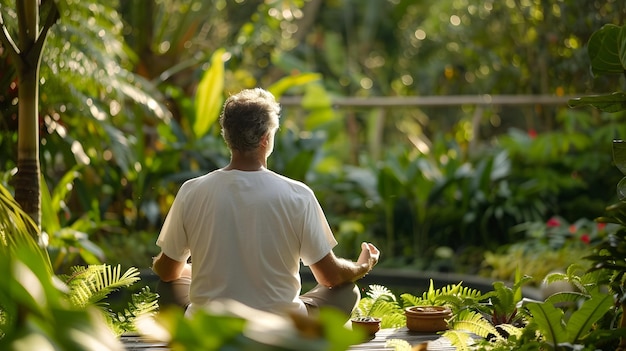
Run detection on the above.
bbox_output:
[0,0,170,232]
[0,0,57,230]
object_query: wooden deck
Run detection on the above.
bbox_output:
[347,328,454,351]
[121,328,455,351]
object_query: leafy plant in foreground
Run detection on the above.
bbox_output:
[59,264,159,336]
[352,285,405,328]
[0,183,157,349]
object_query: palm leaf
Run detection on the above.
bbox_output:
[0,183,51,270]
[62,264,140,307]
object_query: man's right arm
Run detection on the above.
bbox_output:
[309,242,380,288]
[152,252,191,282]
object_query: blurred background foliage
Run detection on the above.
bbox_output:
[1,0,626,285]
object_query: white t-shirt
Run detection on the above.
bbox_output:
[156,168,337,316]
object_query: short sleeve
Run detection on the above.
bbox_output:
[156,193,191,263]
[299,194,337,266]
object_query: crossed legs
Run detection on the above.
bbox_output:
[156,279,360,319]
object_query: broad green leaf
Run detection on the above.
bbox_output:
[377,166,405,199]
[194,48,225,139]
[566,293,613,342]
[303,83,336,130]
[568,92,626,113]
[526,302,567,346]
[50,167,81,215]
[268,72,322,99]
[544,291,587,307]
[301,82,332,109]
[587,24,626,77]
[305,108,336,131]
[41,173,61,235]
[42,167,81,236]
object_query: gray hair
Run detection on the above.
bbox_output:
[219,88,280,152]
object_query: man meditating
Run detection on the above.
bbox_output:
[152,88,380,319]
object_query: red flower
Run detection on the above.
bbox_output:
[597,222,607,231]
[528,129,537,139]
[546,217,560,227]
[581,234,591,244]
[569,225,576,234]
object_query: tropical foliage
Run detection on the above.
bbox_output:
[352,20,626,350]
[0,183,157,350]
[2,2,626,349]
[0,0,623,275]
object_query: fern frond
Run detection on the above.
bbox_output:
[496,323,523,338]
[353,297,374,318]
[354,298,404,328]
[400,280,482,310]
[441,330,474,351]
[368,299,401,315]
[455,286,483,299]
[366,284,397,302]
[400,292,423,307]
[353,285,405,328]
[107,286,159,336]
[450,309,500,340]
[385,339,412,351]
[380,314,406,329]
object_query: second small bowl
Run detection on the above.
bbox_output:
[351,316,381,336]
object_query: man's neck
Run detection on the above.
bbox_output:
[224,152,266,171]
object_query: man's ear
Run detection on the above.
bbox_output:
[261,132,270,146]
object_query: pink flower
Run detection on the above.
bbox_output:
[581,234,590,244]
[546,217,560,227]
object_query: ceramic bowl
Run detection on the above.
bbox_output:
[351,316,381,336]
[404,305,452,332]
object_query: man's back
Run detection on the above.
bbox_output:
[157,168,336,315]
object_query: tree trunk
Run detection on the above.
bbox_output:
[14,63,41,230]
[1,0,58,232]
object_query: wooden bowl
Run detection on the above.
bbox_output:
[351,316,381,336]
[404,306,452,332]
